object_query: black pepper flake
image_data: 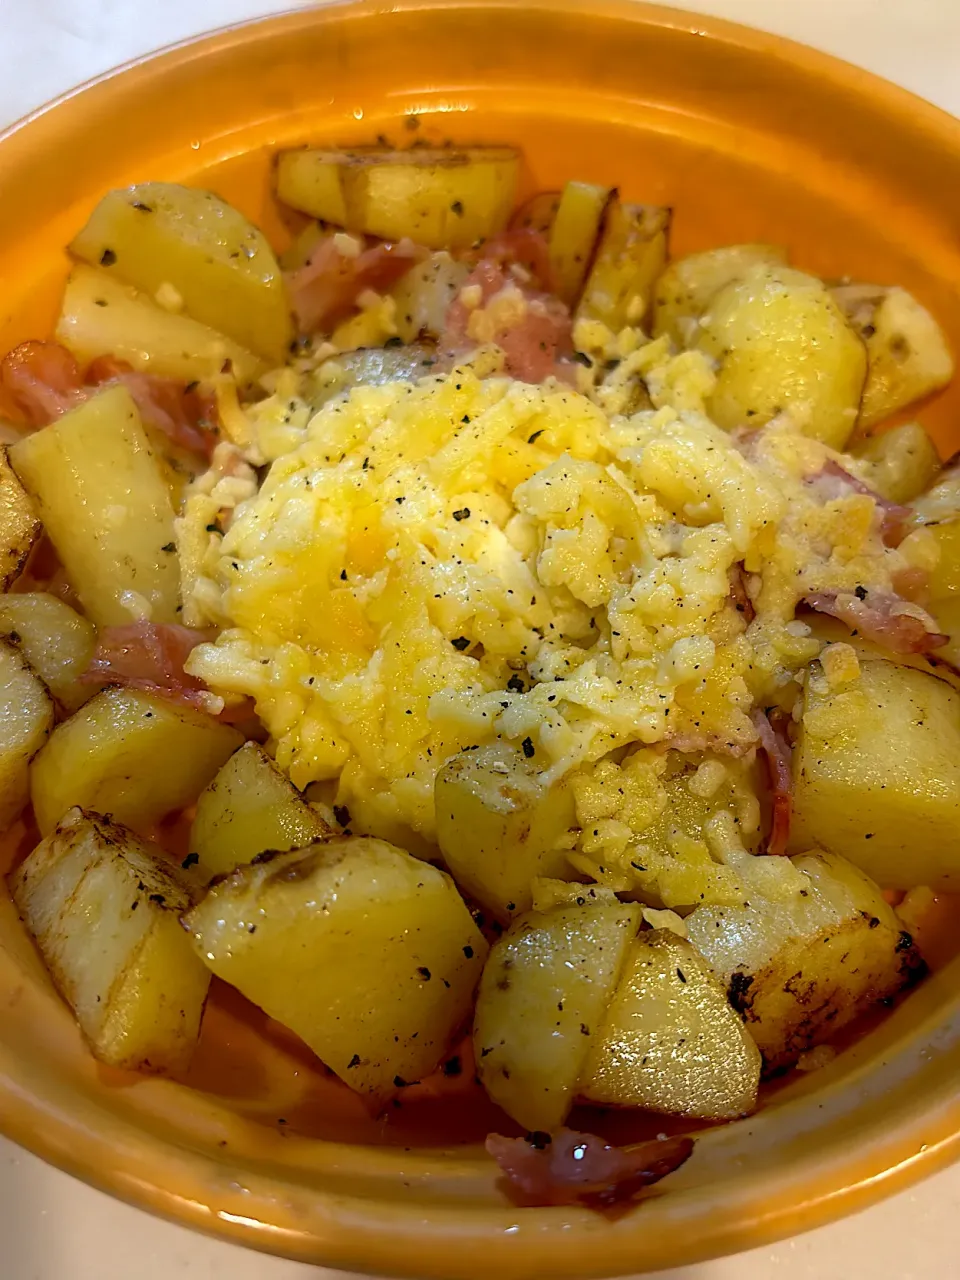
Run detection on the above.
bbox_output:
[205,523,220,533]
[340,569,348,580]
[526,1131,552,1150]
[463,945,474,958]
[572,350,593,368]
[333,804,351,828]
[676,968,687,983]
[248,924,257,934]
[394,1075,410,1088]
[451,200,464,216]
[100,248,117,266]
[855,585,868,600]
[451,636,470,650]
[395,495,405,504]
[506,673,526,694]
[148,893,166,907]
[521,736,535,758]
[181,852,200,870]
[347,1054,361,1068]
[452,507,471,521]
[443,1055,462,1077]
[418,966,432,981]
[160,541,175,553]
[580,1023,590,1036]
[131,201,154,213]
[384,335,403,348]
[527,429,544,444]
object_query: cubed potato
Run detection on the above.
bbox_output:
[832,284,954,428]
[276,147,519,251]
[0,638,54,830]
[473,901,640,1130]
[56,265,266,387]
[579,930,761,1117]
[653,243,788,347]
[0,447,39,590]
[10,807,209,1072]
[391,252,470,343]
[435,743,576,920]
[548,181,614,306]
[189,742,331,881]
[69,183,292,363]
[575,202,670,332]
[686,850,924,1072]
[695,264,867,448]
[0,593,95,713]
[910,459,960,524]
[790,659,960,889]
[923,517,960,601]
[30,687,242,836]
[851,421,941,503]
[183,835,487,1097]
[9,386,180,627]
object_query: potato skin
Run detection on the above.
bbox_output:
[10,807,209,1073]
[686,850,925,1073]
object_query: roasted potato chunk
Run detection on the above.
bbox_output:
[575,202,669,332]
[0,593,95,713]
[0,447,39,590]
[695,264,867,448]
[435,743,576,919]
[10,386,180,627]
[474,901,640,1130]
[184,836,487,1098]
[579,930,761,1118]
[548,181,614,306]
[790,659,960,889]
[11,808,209,1073]
[56,265,266,387]
[189,742,331,881]
[833,283,954,428]
[276,147,519,251]
[653,243,787,347]
[686,851,924,1072]
[70,183,292,363]
[851,421,941,503]
[0,638,54,830]
[30,687,242,837]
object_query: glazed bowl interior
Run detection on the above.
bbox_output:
[2,2,960,1276]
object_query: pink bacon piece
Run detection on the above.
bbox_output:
[486,1128,694,1209]
[286,235,424,335]
[752,708,793,857]
[81,622,251,722]
[802,590,948,656]
[809,459,910,548]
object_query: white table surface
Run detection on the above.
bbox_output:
[2,2,960,1277]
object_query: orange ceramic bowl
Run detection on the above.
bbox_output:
[2,3,960,1276]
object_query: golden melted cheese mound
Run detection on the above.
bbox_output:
[185,350,932,861]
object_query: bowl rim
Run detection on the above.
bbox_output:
[3,1,960,1274]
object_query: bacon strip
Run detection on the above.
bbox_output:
[752,709,793,857]
[803,590,948,655]
[0,341,86,425]
[441,258,572,385]
[286,236,424,334]
[85,357,218,460]
[486,1128,694,1209]
[464,228,555,292]
[808,460,909,547]
[0,341,218,460]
